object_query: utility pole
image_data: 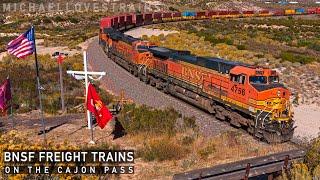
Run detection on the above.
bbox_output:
[52,52,68,113]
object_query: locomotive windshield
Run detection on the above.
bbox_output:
[249,76,267,84]
[250,75,284,91]
[269,76,279,83]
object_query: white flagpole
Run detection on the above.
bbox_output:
[84,51,95,144]
[84,51,91,129]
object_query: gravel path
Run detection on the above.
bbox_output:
[0,113,84,132]
[87,38,234,137]
[293,104,320,141]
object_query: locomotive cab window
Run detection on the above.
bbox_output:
[249,76,267,84]
[230,74,246,84]
[269,76,279,83]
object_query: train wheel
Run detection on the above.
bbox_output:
[128,65,134,75]
[263,131,285,143]
[133,67,138,77]
[150,76,156,87]
[214,105,226,120]
[138,65,149,84]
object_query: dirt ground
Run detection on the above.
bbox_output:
[293,104,320,141]
[1,112,296,179]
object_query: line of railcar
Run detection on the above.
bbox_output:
[99,7,319,143]
[100,8,320,31]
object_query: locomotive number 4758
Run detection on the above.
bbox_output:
[231,85,245,96]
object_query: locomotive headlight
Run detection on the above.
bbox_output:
[277,90,281,97]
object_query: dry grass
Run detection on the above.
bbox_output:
[9,110,297,179]
[124,130,295,179]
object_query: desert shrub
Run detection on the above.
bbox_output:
[313,165,320,179]
[43,93,61,114]
[0,54,113,115]
[42,17,52,24]
[197,141,215,160]
[169,7,178,11]
[297,40,320,51]
[138,137,188,161]
[54,16,64,22]
[183,116,198,131]
[297,39,312,47]
[118,104,179,135]
[221,131,242,147]
[69,17,79,24]
[225,39,233,45]
[181,135,195,145]
[280,52,316,64]
[280,137,320,179]
[305,137,320,171]
[308,43,320,52]
[289,163,312,180]
[236,44,246,50]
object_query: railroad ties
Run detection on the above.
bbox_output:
[173,149,305,180]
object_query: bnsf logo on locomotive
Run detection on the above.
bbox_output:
[182,66,210,82]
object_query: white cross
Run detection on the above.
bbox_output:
[67,51,106,130]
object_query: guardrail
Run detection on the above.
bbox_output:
[173,149,306,180]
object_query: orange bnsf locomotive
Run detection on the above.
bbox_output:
[100,28,294,143]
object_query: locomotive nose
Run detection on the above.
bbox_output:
[267,98,292,121]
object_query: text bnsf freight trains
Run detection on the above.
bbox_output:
[99,8,318,143]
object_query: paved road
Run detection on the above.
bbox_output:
[87,38,234,136]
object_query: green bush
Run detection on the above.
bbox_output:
[42,17,52,24]
[54,16,64,22]
[118,104,179,135]
[297,39,312,47]
[69,17,79,24]
[183,116,197,131]
[0,54,113,114]
[308,43,320,52]
[197,142,215,159]
[181,135,195,145]
[237,44,246,50]
[306,138,320,171]
[280,52,316,64]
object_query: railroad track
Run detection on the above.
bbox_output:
[173,149,306,180]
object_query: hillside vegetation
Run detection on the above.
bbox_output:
[148,16,320,106]
[0,12,109,52]
[0,54,113,114]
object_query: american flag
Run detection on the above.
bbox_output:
[7,27,35,59]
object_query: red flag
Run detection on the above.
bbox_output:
[57,54,64,64]
[86,83,112,129]
[0,78,12,111]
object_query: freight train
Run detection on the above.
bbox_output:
[99,7,319,143]
[99,8,320,31]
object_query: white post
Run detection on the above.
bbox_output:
[66,51,106,145]
[83,51,92,130]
